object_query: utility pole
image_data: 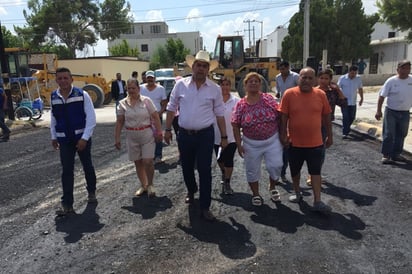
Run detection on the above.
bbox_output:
[252,20,263,57]
[303,0,310,66]
[252,26,255,50]
[243,19,252,56]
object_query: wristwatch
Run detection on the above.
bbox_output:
[221,136,228,139]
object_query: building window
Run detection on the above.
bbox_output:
[125,26,135,34]
[150,25,161,34]
[388,32,395,38]
[141,44,148,52]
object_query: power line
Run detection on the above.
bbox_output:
[1,0,299,26]
[0,0,300,38]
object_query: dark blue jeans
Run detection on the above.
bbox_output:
[381,107,410,157]
[155,113,163,159]
[178,126,214,210]
[341,105,357,135]
[0,110,11,135]
[59,139,96,207]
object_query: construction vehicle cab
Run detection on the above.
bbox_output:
[2,48,111,108]
[211,35,281,97]
[2,48,44,120]
[3,48,31,78]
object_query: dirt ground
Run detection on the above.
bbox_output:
[0,118,411,274]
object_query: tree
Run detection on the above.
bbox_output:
[282,0,379,65]
[164,38,191,65]
[15,0,133,58]
[1,26,24,48]
[150,46,169,70]
[335,0,379,62]
[38,45,72,59]
[377,0,412,41]
[109,40,139,57]
[150,38,191,70]
[100,0,133,41]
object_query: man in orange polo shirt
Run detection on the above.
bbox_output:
[279,67,333,212]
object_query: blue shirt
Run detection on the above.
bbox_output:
[337,74,363,106]
[275,71,299,98]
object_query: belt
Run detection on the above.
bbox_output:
[180,125,213,135]
[387,107,409,113]
[125,125,151,131]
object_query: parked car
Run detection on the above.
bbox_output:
[154,68,174,78]
[154,68,176,99]
[156,78,176,99]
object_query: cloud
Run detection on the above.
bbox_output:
[277,6,299,27]
[185,8,202,23]
[363,0,378,15]
[0,0,24,15]
[200,12,276,52]
[145,10,164,21]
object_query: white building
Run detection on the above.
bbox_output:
[107,22,202,61]
[259,22,412,75]
[369,22,411,74]
[263,26,288,58]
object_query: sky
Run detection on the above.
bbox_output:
[0,0,379,57]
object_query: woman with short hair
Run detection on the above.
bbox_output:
[232,72,283,206]
[114,78,162,197]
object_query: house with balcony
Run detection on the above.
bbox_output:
[369,22,412,75]
[107,22,203,61]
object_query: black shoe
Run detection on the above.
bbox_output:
[392,155,408,162]
[185,192,194,204]
[56,205,75,216]
[88,193,98,203]
[223,183,234,195]
[200,210,216,222]
[0,134,9,142]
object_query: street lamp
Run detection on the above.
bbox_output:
[252,20,263,57]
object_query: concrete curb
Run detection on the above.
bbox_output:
[4,119,48,137]
[334,119,412,156]
[332,119,382,140]
[354,122,382,140]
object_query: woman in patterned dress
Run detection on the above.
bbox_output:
[232,72,283,206]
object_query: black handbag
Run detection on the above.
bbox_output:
[336,97,348,108]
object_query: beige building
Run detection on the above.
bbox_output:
[107,22,203,61]
[59,56,149,83]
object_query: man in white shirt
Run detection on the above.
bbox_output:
[375,60,412,164]
[164,51,228,221]
[50,67,97,215]
[140,70,167,163]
